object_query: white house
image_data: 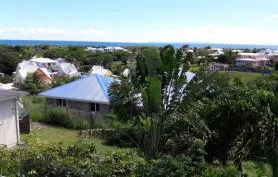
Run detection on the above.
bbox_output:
[29,58,58,70]
[15,60,39,83]
[0,90,26,147]
[88,65,113,77]
[209,48,224,55]
[15,58,79,84]
[57,63,80,77]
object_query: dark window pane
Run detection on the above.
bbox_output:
[57,99,62,106]
[96,103,100,111]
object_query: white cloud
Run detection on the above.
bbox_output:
[264,14,278,23]
[0,27,113,41]
[144,25,278,44]
[0,25,278,44]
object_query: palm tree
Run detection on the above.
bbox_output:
[109,46,194,158]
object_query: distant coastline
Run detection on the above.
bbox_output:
[0,39,278,49]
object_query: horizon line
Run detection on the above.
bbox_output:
[0,39,278,47]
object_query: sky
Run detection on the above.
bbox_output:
[0,0,278,44]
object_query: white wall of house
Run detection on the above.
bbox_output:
[0,99,19,147]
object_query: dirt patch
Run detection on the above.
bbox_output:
[30,121,50,130]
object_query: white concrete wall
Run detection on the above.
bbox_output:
[0,99,18,147]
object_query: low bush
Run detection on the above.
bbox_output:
[136,155,204,177]
[0,75,13,84]
[0,140,243,177]
[23,96,90,129]
[0,141,145,177]
[202,165,241,177]
[44,108,90,130]
[23,96,45,121]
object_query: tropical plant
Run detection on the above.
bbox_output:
[230,92,278,176]
[109,45,199,158]
[19,73,50,94]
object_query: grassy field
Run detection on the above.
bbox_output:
[189,65,201,72]
[223,71,263,84]
[21,125,125,153]
[189,65,262,84]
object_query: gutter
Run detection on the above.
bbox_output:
[14,98,20,145]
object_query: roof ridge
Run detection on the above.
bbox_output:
[95,74,109,99]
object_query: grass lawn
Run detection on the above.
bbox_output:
[189,65,201,72]
[224,71,263,84]
[21,125,126,153]
[242,160,272,177]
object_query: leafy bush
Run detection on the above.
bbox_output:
[44,108,90,130]
[0,141,145,177]
[136,155,204,177]
[23,95,45,121]
[67,141,96,158]
[0,147,21,176]
[19,73,50,94]
[202,165,241,177]
[0,75,13,84]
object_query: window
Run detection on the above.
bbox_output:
[57,99,66,107]
[90,103,100,112]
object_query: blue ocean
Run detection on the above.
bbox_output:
[0,40,278,49]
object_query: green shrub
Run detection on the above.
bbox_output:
[0,75,13,84]
[44,108,90,130]
[0,141,144,177]
[0,147,21,176]
[30,111,44,122]
[136,155,204,177]
[67,141,96,158]
[0,140,212,177]
[23,96,45,121]
[202,165,241,177]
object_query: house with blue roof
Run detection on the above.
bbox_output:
[39,74,115,119]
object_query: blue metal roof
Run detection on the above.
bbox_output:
[185,71,195,82]
[39,74,114,104]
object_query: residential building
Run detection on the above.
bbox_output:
[55,58,67,63]
[0,90,26,147]
[88,65,113,77]
[15,58,79,84]
[271,54,278,65]
[15,60,39,83]
[209,48,224,55]
[30,58,58,71]
[86,46,131,53]
[34,68,52,84]
[232,49,243,53]
[237,53,265,59]
[209,62,229,71]
[235,53,270,68]
[39,74,115,119]
[57,63,80,77]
